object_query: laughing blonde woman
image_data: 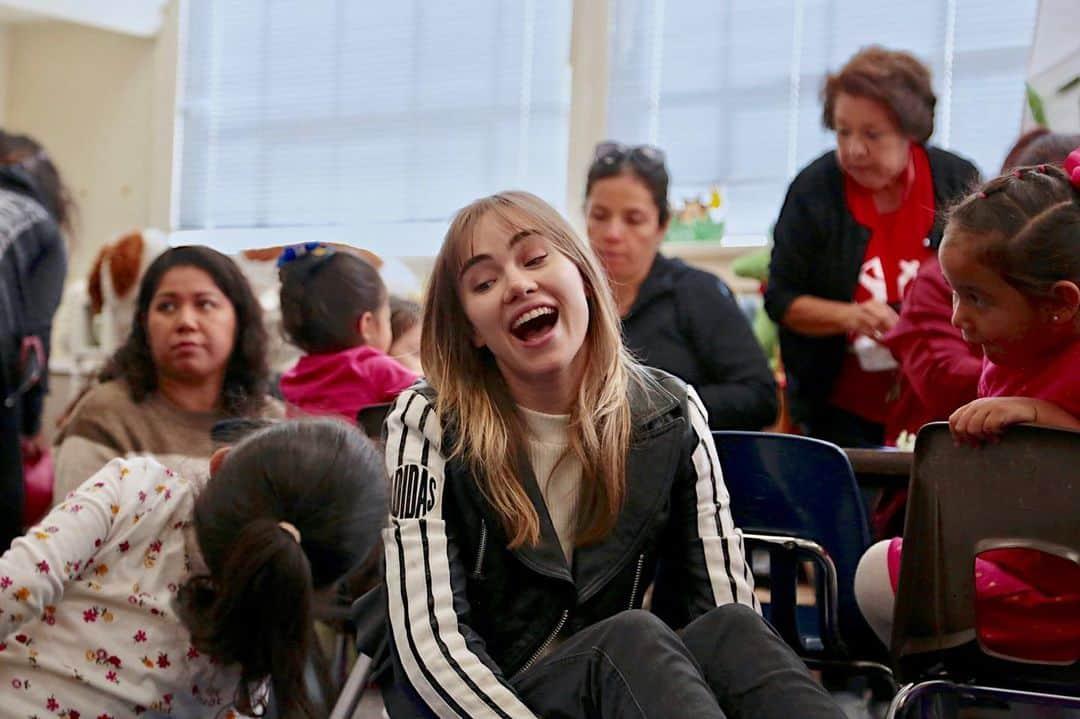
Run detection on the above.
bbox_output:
[378,191,842,719]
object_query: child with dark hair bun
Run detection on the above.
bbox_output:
[278,244,417,419]
[0,418,387,718]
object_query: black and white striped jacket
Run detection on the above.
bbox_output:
[382,369,758,718]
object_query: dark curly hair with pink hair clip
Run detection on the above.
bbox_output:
[946,156,1080,298]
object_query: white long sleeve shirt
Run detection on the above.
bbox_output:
[0,457,241,717]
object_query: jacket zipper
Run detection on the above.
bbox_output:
[627,553,645,609]
[517,609,569,675]
[471,520,488,579]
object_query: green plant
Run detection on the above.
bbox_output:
[1025,82,1047,127]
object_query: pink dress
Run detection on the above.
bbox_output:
[887,335,1080,662]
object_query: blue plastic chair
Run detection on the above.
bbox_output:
[712,431,892,681]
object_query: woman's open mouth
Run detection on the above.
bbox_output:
[510,306,559,343]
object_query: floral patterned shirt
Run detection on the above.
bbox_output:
[0,457,242,718]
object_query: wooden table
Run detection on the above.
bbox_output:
[843,447,913,488]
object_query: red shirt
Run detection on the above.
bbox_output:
[973,336,1080,661]
[980,335,1080,416]
[830,144,936,425]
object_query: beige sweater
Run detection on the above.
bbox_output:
[519,405,583,566]
[52,378,283,503]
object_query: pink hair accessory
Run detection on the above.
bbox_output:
[1066,147,1080,189]
[977,191,988,199]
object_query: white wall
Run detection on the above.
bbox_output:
[1026,0,1080,130]
[2,1,178,278]
[0,25,10,123]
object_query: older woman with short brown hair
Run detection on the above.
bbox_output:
[764,46,979,446]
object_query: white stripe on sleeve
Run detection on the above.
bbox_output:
[384,390,538,719]
[686,386,760,612]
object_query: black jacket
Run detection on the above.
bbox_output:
[623,254,777,430]
[764,147,979,424]
[382,370,757,718]
[0,165,66,434]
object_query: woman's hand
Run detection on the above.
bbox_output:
[782,296,898,337]
[843,300,899,338]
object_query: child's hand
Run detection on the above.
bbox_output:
[948,397,1038,445]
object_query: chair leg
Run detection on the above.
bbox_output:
[888,680,1080,719]
[804,657,897,695]
[329,654,374,719]
[886,680,957,719]
[960,684,1080,713]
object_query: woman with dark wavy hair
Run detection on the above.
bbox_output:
[53,245,282,498]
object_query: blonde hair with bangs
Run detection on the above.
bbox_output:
[422,191,647,548]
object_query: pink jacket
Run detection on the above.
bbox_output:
[280,345,418,421]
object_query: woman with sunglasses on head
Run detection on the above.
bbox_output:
[379,190,841,718]
[585,142,777,431]
[765,47,979,447]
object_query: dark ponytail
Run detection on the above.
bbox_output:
[178,418,387,718]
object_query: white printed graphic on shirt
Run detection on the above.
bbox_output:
[898,259,921,298]
[859,256,888,303]
[859,255,923,302]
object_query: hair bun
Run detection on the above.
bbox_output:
[1066,147,1080,189]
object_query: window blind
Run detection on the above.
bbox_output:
[607,0,1038,241]
[177,0,572,255]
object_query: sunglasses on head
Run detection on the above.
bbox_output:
[593,141,666,171]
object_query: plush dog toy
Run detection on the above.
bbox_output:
[87,229,170,351]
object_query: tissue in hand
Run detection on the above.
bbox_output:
[853,335,898,372]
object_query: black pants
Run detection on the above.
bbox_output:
[0,399,24,551]
[385,605,843,719]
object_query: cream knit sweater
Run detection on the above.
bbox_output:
[518,405,583,566]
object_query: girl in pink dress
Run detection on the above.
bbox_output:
[855,149,1080,663]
